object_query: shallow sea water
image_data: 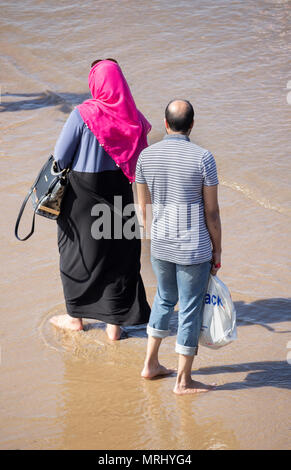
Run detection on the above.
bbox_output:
[0,0,290,450]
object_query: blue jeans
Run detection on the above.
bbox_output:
[148,256,211,356]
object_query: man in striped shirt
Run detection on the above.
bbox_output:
[136,99,221,395]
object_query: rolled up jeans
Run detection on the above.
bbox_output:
[148,256,211,356]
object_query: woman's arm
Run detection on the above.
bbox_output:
[54,108,83,170]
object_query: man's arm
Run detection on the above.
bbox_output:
[136,182,152,238]
[203,184,222,275]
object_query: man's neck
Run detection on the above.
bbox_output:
[166,129,191,137]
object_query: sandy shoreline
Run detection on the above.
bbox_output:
[1,231,290,450]
[1,0,291,449]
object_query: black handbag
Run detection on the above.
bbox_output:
[15,155,69,241]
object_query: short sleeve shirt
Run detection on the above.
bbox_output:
[135,134,218,264]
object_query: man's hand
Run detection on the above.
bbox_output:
[211,251,221,275]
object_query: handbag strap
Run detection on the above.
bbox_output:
[14,155,68,241]
[14,187,37,241]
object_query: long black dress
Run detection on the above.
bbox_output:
[57,168,150,325]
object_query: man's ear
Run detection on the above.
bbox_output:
[187,119,194,135]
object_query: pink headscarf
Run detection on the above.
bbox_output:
[77,60,151,182]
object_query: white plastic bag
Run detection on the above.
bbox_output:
[199,275,237,349]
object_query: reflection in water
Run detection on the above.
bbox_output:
[139,378,239,450]
[59,348,239,450]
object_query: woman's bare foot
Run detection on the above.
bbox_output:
[141,362,175,379]
[106,324,121,341]
[49,314,83,331]
[173,379,216,395]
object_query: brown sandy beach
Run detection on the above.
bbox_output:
[1,0,291,450]
[1,201,290,450]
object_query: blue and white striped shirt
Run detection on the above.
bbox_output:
[135,134,219,265]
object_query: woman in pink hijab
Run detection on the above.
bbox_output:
[50,59,151,339]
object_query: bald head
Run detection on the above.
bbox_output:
[165,99,194,134]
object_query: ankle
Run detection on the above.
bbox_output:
[72,317,83,326]
[176,373,192,389]
[72,317,82,323]
[106,325,121,340]
[144,357,159,369]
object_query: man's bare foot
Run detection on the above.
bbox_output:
[173,379,216,395]
[106,324,121,341]
[49,314,83,331]
[141,363,175,379]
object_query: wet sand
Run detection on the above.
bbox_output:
[1,229,290,450]
[1,0,291,451]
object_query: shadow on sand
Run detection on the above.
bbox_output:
[83,297,291,390]
[0,91,90,113]
[192,360,291,391]
[84,297,291,339]
[113,296,291,391]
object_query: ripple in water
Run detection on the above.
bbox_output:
[38,305,151,365]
